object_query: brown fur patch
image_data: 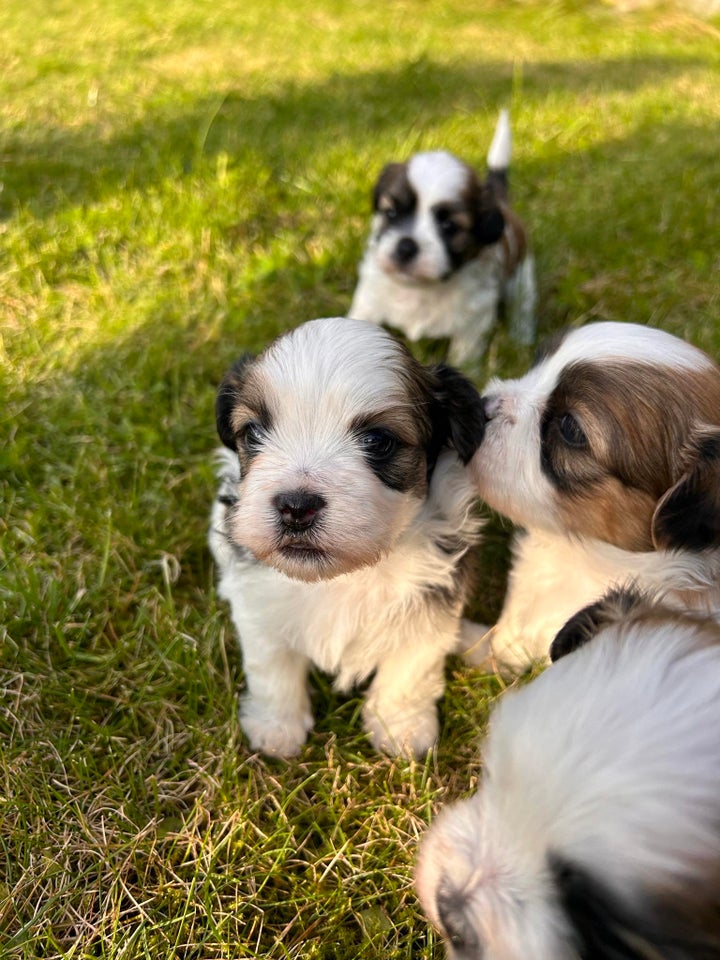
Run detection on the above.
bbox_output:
[542,360,720,551]
[499,202,529,276]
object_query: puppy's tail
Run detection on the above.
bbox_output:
[486,108,512,201]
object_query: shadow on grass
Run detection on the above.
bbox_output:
[1,53,710,219]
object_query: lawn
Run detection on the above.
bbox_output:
[1,0,719,956]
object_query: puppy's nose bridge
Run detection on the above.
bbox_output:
[273,491,327,531]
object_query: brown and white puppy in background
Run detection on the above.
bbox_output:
[464,320,720,673]
[417,589,720,960]
[349,110,536,366]
[209,317,486,758]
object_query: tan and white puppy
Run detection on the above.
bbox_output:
[349,110,536,365]
[417,590,720,960]
[466,320,720,673]
[209,317,486,758]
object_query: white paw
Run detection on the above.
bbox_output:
[240,703,314,758]
[362,701,439,759]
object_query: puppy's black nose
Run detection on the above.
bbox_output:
[394,236,419,265]
[274,491,326,531]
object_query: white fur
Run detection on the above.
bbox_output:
[350,248,511,364]
[209,318,482,757]
[467,321,720,673]
[417,605,720,959]
[349,112,536,365]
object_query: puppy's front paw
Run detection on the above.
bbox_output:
[362,702,439,759]
[240,703,314,758]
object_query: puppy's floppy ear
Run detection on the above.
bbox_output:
[471,180,505,247]
[549,588,644,662]
[652,429,720,552]
[429,364,487,466]
[215,354,255,450]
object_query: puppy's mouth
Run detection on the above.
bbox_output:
[279,542,327,561]
[385,263,449,285]
[272,533,333,578]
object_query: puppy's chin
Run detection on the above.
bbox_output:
[382,265,443,285]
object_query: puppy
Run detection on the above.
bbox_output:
[416,590,720,959]
[209,317,486,758]
[465,320,720,673]
[349,110,536,366]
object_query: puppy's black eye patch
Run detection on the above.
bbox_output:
[434,205,471,238]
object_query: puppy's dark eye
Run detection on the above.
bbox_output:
[440,219,459,238]
[559,413,587,448]
[383,206,398,222]
[240,421,266,451]
[359,429,398,460]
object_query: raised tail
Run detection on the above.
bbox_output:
[486,108,512,201]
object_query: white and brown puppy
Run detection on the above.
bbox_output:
[417,590,720,960]
[349,110,536,365]
[465,320,720,673]
[209,317,486,758]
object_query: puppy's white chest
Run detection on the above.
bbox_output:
[227,556,419,689]
[351,251,502,343]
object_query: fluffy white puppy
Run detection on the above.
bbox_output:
[466,320,720,673]
[209,317,486,758]
[417,590,720,960]
[349,110,536,366]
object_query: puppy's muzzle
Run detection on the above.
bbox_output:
[273,490,326,532]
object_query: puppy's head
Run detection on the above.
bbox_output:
[216,317,484,582]
[368,151,505,284]
[471,321,720,552]
[416,794,576,960]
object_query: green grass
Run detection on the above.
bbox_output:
[2,0,719,955]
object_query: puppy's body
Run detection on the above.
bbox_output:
[350,111,536,365]
[417,593,720,960]
[209,317,485,757]
[467,321,720,672]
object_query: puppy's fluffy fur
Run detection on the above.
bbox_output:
[209,317,485,758]
[417,590,720,960]
[349,110,536,365]
[466,320,720,673]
